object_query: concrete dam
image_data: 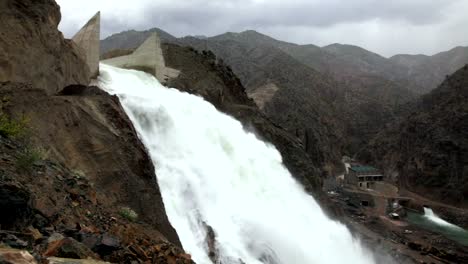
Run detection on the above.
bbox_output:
[72,12,179,84]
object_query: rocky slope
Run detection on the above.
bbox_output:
[0,82,179,244]
[362,65,468,207]
[0,127,193,263]
[0,0,90,94]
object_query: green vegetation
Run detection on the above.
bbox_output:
[0,110,49,173]
[0,113,29,139]
[118,207,138,222]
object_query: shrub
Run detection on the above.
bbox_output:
[15,146,47,172]
[0,113,29,139]
[118,207,138,222]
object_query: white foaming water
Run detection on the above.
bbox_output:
[98,64,375,264]
[423,207,462,229]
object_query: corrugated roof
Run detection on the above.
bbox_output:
[349,165,378,172]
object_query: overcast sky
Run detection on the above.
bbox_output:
[56,0,468,57]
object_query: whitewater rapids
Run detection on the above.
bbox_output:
[98,64,375,264]
[423,207,463,230]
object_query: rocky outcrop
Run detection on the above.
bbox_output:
[0,0,90,94]
[0,82,180,246]
[362,65,468,207]
[0,248,37,264]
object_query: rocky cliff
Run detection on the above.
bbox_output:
[0,83,179,244]
[0,0,90,95]
[362,65,468,207]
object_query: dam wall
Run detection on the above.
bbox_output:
[72,12,100,78]
[101,33,179,83]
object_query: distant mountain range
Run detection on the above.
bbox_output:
[102,29,468,94]
[100,29,468,169]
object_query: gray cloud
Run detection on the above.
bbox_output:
[56,0,468,57]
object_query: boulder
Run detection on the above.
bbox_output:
[47,257,110,264]
[1,234,28,248]
[92,234,120,256]
[0,248,37,264]
[44,238,99,260]
[0,182,32,230]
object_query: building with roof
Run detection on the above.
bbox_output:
[345,165,384,189]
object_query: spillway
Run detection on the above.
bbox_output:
[98,64,375,264]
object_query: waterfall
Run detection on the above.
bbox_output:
[98,64,375,264]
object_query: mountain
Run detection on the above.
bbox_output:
[100,28,177,54]
[100,29,418,164]
[101,29,468,95]
[103,29,349,168]
[208,31,419,92]
[178,31,419,156]
[361,65,468,207]
[161,43,324,192]
[177,36,347,169]
[100,28,468,166]
[391,46,468,93]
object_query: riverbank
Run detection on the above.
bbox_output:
[327,184,468,263]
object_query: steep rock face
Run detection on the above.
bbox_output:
[0,82,180,245]
[362,65,468,207]
[0,0,90,94]
[162,43,323,192]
